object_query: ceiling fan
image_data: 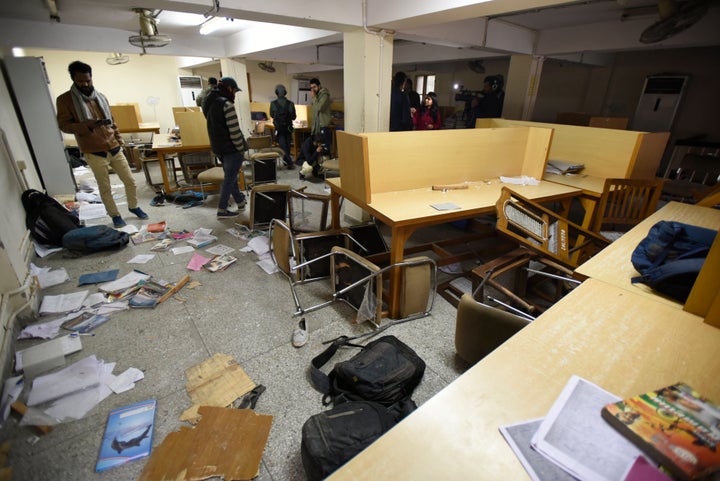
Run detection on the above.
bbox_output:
[106,53,130,65]
[128,8,171,54]
[258,62,276,73]
[639,0,710,43]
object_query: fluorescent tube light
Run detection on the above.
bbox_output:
[199,17,225,35]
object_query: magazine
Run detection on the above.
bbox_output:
[205,254,237,272]
[602,383,720,481]
[96,399,156,472]
[128,280,172,309]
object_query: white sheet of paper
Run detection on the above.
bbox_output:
[257,258,279,275]
[248,235,270,255]
[35,268,70,289]
[430,202,461,211]
[27,355,101,406]
[206,244,235,255]
[107,367,144,394]
[79,203,107,220]
[98,271,150,293]
[500,175,540,186]
[33,242,63,258]
[127,254,155,264]
[172,245,195,255]
[118,224,139,234]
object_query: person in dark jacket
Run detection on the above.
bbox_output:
[203,77,248,218]
[270,84,297,169]
[390,71,412,131]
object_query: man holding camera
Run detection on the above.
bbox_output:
[57,61,147,228]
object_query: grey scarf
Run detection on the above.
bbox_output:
[70,84,112,122]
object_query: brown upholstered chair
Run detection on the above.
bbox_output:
[454,293,531,365]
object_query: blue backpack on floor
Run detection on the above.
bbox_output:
[62,225,130,254]
[631,221,717,302]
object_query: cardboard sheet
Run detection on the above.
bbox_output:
[139,406,272,481]
[180,353,255,423]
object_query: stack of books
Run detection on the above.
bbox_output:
[500,377,719,481]
[545,160,585,175]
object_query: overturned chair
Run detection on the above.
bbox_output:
[269,219,437,326]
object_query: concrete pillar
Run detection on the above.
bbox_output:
[504,54,545,120]
[343,29,394,133]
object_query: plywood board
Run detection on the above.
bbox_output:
[139,406,272,481]
[337,131,371,204]
[180,353,255,423]
[175,111,210,147]
[110,104,140,131]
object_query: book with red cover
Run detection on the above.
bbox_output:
[602,383,720,481]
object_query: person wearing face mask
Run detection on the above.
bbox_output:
[56,60,148,228]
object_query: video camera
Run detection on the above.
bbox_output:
[454,89,483,103]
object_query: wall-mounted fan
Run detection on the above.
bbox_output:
[468,60,486,74]
[129,8,171,54]
[106,53,130,65]
[640,0,710,43]
[258,62,276,73]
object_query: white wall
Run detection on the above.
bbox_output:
[23,49,205,137]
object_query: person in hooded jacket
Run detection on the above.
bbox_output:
[270,84,297,169]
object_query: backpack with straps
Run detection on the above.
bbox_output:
[271,99,292,129]
[62,225,130,254]
[630,220,716,302]
[301,399,416,481]
[21,189,81,246]
[310,335,426,407]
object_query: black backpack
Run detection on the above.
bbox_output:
[301,399,416,481]
[310,335,426,406]
[62,225,130,254]
[21,189,81,246]
[271,100,292,128]
[631,220,716,302]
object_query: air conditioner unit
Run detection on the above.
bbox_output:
[178,76,203,107]
[297,79,311,90]
[631,75,688,132]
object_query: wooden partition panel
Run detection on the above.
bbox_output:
[110,104,140,130]
[476,119,669,179]
[175,111,210,146]
[337,131,371,204]
[361,128,550,195]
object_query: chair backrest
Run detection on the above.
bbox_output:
[287,189,330,233]
[663,154,720,203]
[592,177,664,233]
[250,184,291,230]
[496,187,610,269]
[454,293,531,365]
[331,246,384,324]
[269,219,295,278]
[295,229,351,281]
[399,257,435,318]
[247,135,272,150]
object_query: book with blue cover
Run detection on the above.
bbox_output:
[96,399,156,472]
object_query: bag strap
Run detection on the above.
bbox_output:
[309,336,363,396]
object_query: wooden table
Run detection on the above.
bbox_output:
[151,134,214,194]
[326,178,581,318]
[543,172,605,228]
[118,122,160,135]
[576,201,720,308]
[328,278,720,480]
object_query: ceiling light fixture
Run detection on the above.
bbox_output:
[199,16,230,35]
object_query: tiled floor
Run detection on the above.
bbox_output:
[2,159,470,480]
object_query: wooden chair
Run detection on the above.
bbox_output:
[473,187,610,316]
[662,153,720,204]
[454,293,531,366]
[592,177,664,239]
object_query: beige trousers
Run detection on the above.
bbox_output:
[84,150,138,218]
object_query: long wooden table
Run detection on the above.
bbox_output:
[151,134,214,194]
[328,278,720,480]
[576,201,720,309]
[326,178,581,318]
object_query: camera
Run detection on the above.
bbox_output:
[454,89,482,102]
[97,119,113,126]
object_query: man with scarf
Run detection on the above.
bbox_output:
[56,61,147,228]
[202,76,248,218]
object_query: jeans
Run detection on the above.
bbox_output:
[218,151,245,210]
